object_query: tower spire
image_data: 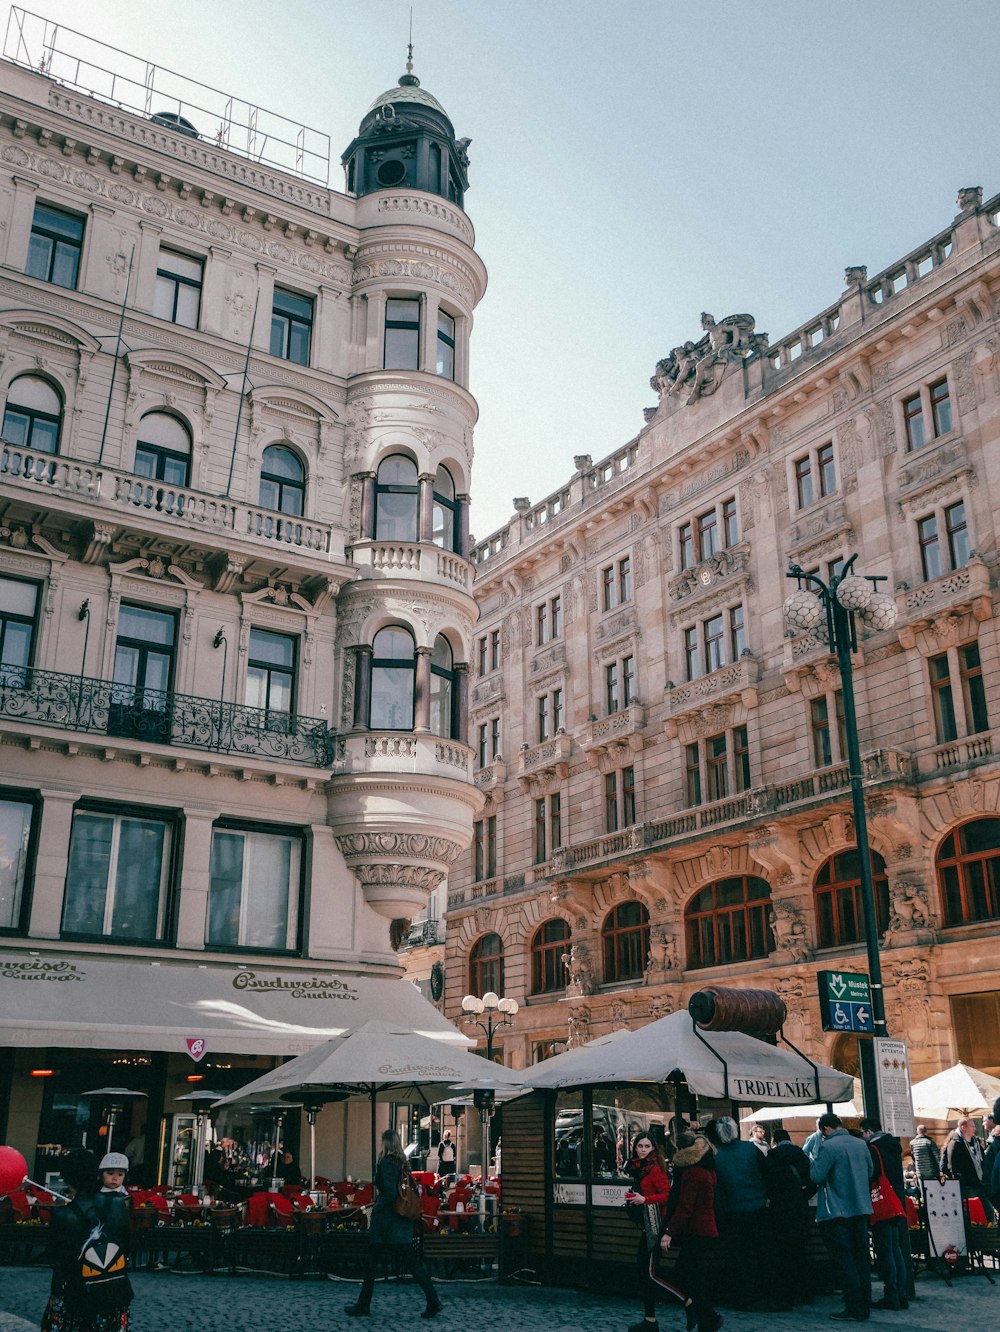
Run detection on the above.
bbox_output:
[400,8,419,87]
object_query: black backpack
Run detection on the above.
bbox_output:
[73,1199,134,1316]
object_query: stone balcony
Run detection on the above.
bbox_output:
[663,655,760,734]
[895,555,992,647]
[580,702,646,765]
[347,538,474,593]
[517,731,572,790]
[329,730,473,782]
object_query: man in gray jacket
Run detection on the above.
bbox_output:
[810,1112,874,1322]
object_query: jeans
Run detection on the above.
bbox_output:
[820,1216,871,1318]
[872,1218,907,1306]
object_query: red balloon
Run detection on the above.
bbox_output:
[0,1145,28,1194]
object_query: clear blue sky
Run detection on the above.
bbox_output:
[10,0,1000,539]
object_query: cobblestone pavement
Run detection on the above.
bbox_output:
[1,1265,997,1331]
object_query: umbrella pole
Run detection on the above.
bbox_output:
[310,1115,316,1192]
[370,1089,377,1185]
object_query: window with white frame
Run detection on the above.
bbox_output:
[917,500,970,581]
[601,556,632,611]
[929,642,989,744]
[793,441,836,509]
[0,577,39,687]
[684,725,750,806]
[536,594,562,645]
[604,654,635,714]
[62,807,174,941]
[477,715,501,768]
[537,687,564,742]
[207,824,301,951]
[678,497,739,571]
[903,377,953,451]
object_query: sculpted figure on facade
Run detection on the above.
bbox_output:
[768,899,809,963]
[644,926,680,982]
[652,312,765,406]
[567,1006,591,1049]
[884,878,933,939]
[773,976,812,1047]
[887,956,942,1055]
[562,941,594,997]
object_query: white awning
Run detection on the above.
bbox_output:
[0,952,465,1057]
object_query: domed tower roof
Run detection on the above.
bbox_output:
[342,48,470,208]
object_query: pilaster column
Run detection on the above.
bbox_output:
[455,662,469,739]
[6,177,39,271]
[457,494,471,557]
[419,292,433,373]
[174,808,220,950]
[414,646,432,732]
[253,263,277,350]
[418,472,435,544]
[353,645,372,729]
[27,790,77,938]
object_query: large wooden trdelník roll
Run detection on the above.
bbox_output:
[687,986,787,1036]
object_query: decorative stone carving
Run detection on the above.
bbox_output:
[649,997,673,1022]
[884,877,934,944]
[644,926,680,982]
[957,186,983,213]
[610,999,629,1031]
[567,1007,591,1049]
[886,956,942,1056]
[773,976,813,1047]
[769,900,809,963]
[562,942,594,998]
[651,312,767,406]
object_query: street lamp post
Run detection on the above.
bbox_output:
[783,555,899,1123]
[460,992,518,1174]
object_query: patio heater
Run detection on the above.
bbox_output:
[783,555,898,1123]
[82,1087,147,1156]
[175,1090,225,1196]
[281,1090,351,1195]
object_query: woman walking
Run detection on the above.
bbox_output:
[661,1133,723,1332]
[623,1131,672,1332]
[345,1129,442,1319]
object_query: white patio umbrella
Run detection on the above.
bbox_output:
[740,1079,863,1124]
[214,1019,524,1180]
[520,1009,853,1106]
[910,1062,1000,1121]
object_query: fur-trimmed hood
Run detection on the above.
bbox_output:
[673,1136,714,1168]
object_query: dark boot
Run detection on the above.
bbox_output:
[628,1322,659,1332]
[421,1298,443,1319]
[344,1305,370,1318]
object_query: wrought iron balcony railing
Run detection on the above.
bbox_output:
[0,667,335,767]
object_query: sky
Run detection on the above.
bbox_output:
[10,0,1000,540]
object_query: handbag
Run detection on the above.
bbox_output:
[393,1166,422,1222]
[870,1145,904,1224]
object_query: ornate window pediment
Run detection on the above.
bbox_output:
[663,655,759,734]
[668,543,751,604]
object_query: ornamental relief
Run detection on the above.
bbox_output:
[668,543,751,603]
[668,576,753,627]
[335,832,464,864]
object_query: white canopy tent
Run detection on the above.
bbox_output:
[740,1079,864,1124]
[520,1009,853,1106]
[909,1062,1000,1121]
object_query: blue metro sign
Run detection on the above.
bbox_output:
[817,970,875,1036]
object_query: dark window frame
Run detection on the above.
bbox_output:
[3,375,63,456]
[686,875,773,970]
[205,816,306,955]
[270,287,314,366]
[469,932,504,996]
[26,202,85,289]
[0,785,42,936]
[938,819,1000,927]
[530,917,571,994]
[602,900,650,984]
[814,849,890,949]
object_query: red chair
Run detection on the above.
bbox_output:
[351,1184,373,1206]
[6,1190,32,1221]
[269,1193,295,1224]
[313,1176,332,1190]
[445,1185,474,1231]
[968,1197,988,1226]
[292,1194,314,1212]
[245,1192,274,1227]
[419,1193,441,1232]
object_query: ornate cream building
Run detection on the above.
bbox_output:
[446,185,1000,1090]
[0,21,485,1181]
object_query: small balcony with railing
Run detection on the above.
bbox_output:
[347,538,474,593]
[0,666,335,767]
[328,730,474,782]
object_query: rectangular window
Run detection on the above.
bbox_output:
[477,636,487,676]
[704,613,725,672]
[534,797,547,864]
[903,391,926,450]
[919,515,941,581]
[946,501,970,568]
[706,733,728,801]
[0,577,39,686]
[245,628,296,723]
[604,771,619,833]
[436,309,456,379]
[490,629,501,671]
[602,557,632,610]
[679,521,694,571]
[795,455,814,508]
[930,379,952,437]
[270,288,313,366]
[622,765,636,827]
[536,601,549,645]
[27,203,84,289]
[491,715,501,759]
[734,724,751,791]
[477,723,488,768]
[684,626,700,682]
[153,248,202,328]
[818,442,836,497]
[960,643,989,735]
[929,653,957,744]
[537,694,550,743]
[549,791,562,850]
[384,297,420,370]
[685,742,702,806]
[207,825,301,951]
[62,808,173,941]
[722,497,739,548]
[605,661,620,714]
[811,696,833,766]
[619,557,632,604]
[110,604,177,742]
[729,605,746,661]
[697,509,718,561]
[622,654,635,707]
[551,595,562,639]
[0,793,36,932]
[474,815,497,881]
[553,687,564,733]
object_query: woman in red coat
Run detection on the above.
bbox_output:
[624,1132,671,1332]
[661,1133,723,1332]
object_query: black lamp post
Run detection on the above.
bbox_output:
[784,554,899,1122]
[460,992,518,1172]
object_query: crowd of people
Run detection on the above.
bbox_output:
[622,1108,999,1331]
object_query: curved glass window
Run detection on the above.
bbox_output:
[429,634,456,738]
[369,627,415,730]
[432,464,460,552]
[686,876,773,969]
[135,412,191,486]
[469,932,504,996]
[3,376,62,455]
[937,818,1000,926]
[374,455,419,542]
[259,445,305,516]
[602,900,649,983]
[531,917,571,994]
[814,850,889,948]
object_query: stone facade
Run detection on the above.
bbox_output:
[446,185,1000,1087]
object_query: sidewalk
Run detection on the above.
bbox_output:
[1,1264,997,1331]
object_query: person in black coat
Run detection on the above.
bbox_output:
[942,1117,996,1221]
[763,1127,816,1307]
[861,1118,911,1308]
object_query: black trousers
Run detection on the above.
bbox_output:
[675,1236,721,1332]
[355,1240,437,1309]
[717,1207,775,1307]
[820,1216,871,1318]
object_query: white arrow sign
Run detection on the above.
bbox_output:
[830,974,847,999]
[857,1007,870,1027]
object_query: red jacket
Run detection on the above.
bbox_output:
[631,1158,671,1210]
[665,1139,718,1239]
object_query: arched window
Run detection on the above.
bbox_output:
[369,627,415,730]
[531,917,570,994]
[429,634,456,738]
[469,932,504,996]
[937,819,1000,926]
[259,445,305,516]
[686,876,773,970]
[602,900,649,983]
[135,412,190,486]
[814,850,889,948]
[3,375,62,454]
[432,464,460,551]
[373,454,419,541]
